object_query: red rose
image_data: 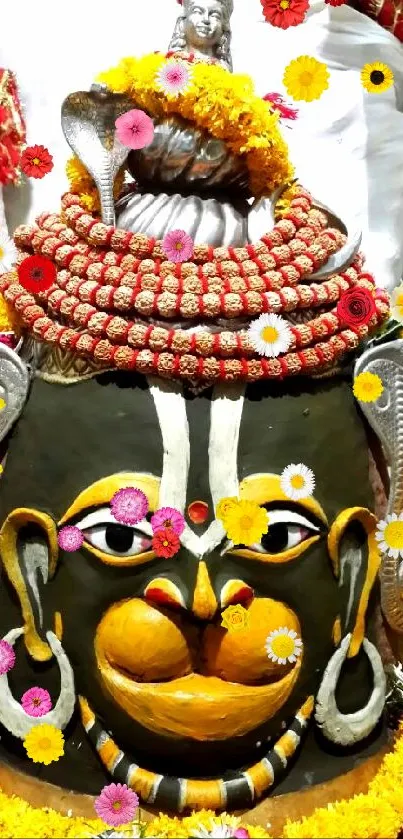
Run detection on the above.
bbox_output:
[261,0,309,29]
[337,287,376,328]
[20,144,53,179]
[152,527,180,559]
[325,0,346,5]
[18,255,57,294]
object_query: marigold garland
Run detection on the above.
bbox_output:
[95,53,293,197]
[1,730,403,837]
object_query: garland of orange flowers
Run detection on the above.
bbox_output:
[0,187,389,383]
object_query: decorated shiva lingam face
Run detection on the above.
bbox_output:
[0,362,386,812]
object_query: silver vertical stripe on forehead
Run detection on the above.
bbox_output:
[148,377,190,513]
[199,383,245,554]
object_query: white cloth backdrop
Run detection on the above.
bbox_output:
[1,0,403,289]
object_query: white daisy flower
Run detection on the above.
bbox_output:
[0,231,17,272]
[190,823,235,838]
[391,283,403,323]
[265,627,303,665]
[376,513,403,559]
[280,463,315,501]
[248,313,293,358]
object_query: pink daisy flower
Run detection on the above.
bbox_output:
[21,686,52,717]
[157,59,193,97]
[151,506,185,536]
[115,109,155,151]
[58,525,84,552]
[94,782,139,827]
[111,487,149,525]
[162,229,194,263]
[0,639,15,674]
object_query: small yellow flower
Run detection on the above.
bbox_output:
[0,292,21,334]
[221,604,249,633]
[0,398,6,412]
[23,723,65,765]
[224,498,269,546]
[353,371,384,403]
[361,62,394,94]
[391,283,403,323]
[283,55,329,103]
[216,497,238,523]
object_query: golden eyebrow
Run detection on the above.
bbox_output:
[238,473,328,526]
[58,473,160,526]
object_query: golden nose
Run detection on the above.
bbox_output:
[192,561,218,620]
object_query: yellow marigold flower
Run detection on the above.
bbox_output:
[0,292,21,333]
[216,496,238,523]
[224,498,269,545]
[361,62,394,94]
[78,191,100,212]
[353,371,384,403]
[221,603,249,633]
[23,723,64,765]
[65,157,92,190]
[283,56,329,103]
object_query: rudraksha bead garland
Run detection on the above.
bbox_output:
[0,188,389,382]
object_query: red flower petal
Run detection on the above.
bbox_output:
[20,144,53,180]
[263,93,299,121]
[261,0,309,28]
[152,527,180,558]
[17,255,57,294]
[337,287,376,328]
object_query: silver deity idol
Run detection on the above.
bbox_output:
[61,0,360,260]
[168,0,234,71]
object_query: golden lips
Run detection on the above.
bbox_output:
[95,597,302,741]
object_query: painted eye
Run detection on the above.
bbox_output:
[73,507,153,558]
[248,509,320,555]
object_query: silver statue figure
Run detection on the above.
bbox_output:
[169,0,234,71]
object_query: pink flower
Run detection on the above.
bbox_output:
[21,686,52,717]
[263,93,298,121]
[0,640,15,674]
[151,506,185,536]
[234,830,250,839]
[58,525,84,552]
[94,782,139,827]
[115,109,155,151]
[111,487,149,525]
[162,229,194,263]
[157,59,193,96]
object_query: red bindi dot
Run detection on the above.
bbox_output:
[187,500,209,524]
